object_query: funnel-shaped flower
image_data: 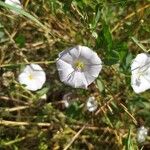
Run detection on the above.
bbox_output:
[56,45,102,89]
[18,64,46,91]
[131,53,150,93]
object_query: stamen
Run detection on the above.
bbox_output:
[28,74,33,80]
[74,60,85,70]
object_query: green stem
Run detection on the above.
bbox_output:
[0,60,56,68]
[2,137,26,146]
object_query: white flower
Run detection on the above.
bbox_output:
[56,45,102,89]
[18,64,46,91]
[5,0,22,13]
[137,126,148,143]
[86,96,98,112]
[63,92,72,108]
[131,53,150,93]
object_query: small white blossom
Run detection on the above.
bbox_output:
[56,45,102,89]
[18,64,46,91]
[86,96,98,112]
[137,126,148,143]
[131,53,150,93]
[64,100,70,108]
[63,92,72,108]
[5,0,22,13]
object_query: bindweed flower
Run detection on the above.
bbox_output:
[131,53,150,93]
[18,64,46,91]
[86,96,98,112]
[56,45,102,89]
[137,126,148,143]
[5,0,22,13]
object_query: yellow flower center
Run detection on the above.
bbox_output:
[74,60,85,70]
[28,74,33,80]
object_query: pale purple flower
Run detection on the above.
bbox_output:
[56,45,102,89]
[131,53,150,93]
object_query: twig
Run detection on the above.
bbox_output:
[24,0,30,8]
[63,123,87,150]
[131,36,147,52]
[2,106,30,112]
[120,103,137,125]
[0,120,51,127]
[71,125,116,132]
[0,96,29,105]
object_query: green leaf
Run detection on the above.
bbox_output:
[104,50,119,65]
[125,53,133,68]
[96,21,113,51]
[0,1,47,31]
[103,22,113,51]
[36,87,50,98]
[65,101,82,119]
[125,128,131,150]
[15,34,25,48]
[0,31,4,39]
[91,4,101,29]
[63,0,73,11]
[0,22,3,28]
[96,79,104,92]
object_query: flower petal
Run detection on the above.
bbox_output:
[79,46,102,65]
[84,72,96,85]
[64,71,88,89]
[18,72,30,85]
[26,64,46,85]
[22,65,32,74]
[85,64,102,78]
[58,49,74,64]
[68,46,81,59]
[131,53,150,73]
[25,79,44,91]
[5,0,21,6]
[18,73,42,91]
[56,59,74,82]
[131,73,150,93]
[30,64,44,71]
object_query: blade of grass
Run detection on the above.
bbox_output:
[131,37,147,52]
[0,1,51,35]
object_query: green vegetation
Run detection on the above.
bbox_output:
[0,0,150,149]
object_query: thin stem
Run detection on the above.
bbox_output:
[0,120,51,127]
[0,60,56,68]
[63,123,87,150]
[2,106,30,112]
[2,137,26,146]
